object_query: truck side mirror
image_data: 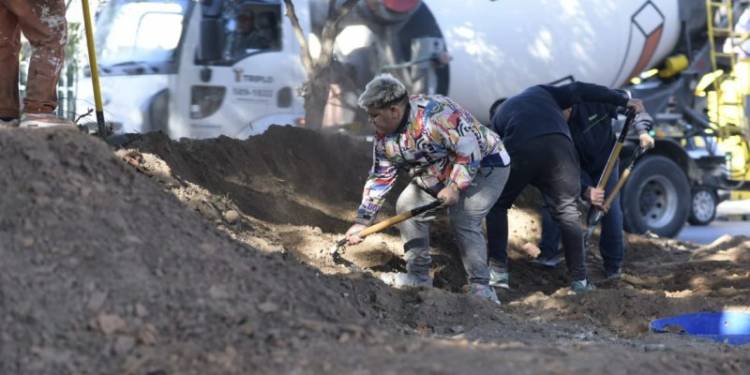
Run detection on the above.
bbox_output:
[198,0,224,62]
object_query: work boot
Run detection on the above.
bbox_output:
[468,283,501,305]
[19,113,76,129]
[530,252,564,269]
[379,272,433,289]
[571,279,596,294]
[489,264,509,289]
[0,118,18,128]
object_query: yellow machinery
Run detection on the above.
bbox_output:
[702,0,750,198]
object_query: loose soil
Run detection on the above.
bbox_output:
[1,125,748,374]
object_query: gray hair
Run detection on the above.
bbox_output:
[357,73,408,109]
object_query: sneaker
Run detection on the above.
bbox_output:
[379,272,433,289]
[19,113,76,129]
[489,265,510,289]
[604,269,622,281]
[468,283,501,305]
[530,252,564,269]
[0,118,18,128]
[571,279,596,294]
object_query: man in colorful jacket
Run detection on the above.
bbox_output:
[345,73,510,304]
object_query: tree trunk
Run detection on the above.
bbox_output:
[284,0,361,130]
[303,68,331,130]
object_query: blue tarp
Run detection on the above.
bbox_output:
[650,311,750,345]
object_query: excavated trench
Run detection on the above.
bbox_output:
[124,125,750,299]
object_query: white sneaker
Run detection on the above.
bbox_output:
[19,113,76,129]
[379,272,433,289]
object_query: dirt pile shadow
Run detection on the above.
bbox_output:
[127,126,375,233]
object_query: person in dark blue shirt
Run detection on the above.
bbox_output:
[487,81,646,293]
[529,102,654,280]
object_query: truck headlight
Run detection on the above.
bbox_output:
[190,85,225,119]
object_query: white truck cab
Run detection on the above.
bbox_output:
[171,0,306,139]
[76,0,190,134]
[77,0,305,138]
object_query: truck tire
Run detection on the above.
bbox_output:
[622,155,690,238]
[687,186,718,226]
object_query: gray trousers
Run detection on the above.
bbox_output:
[396,166,510,285]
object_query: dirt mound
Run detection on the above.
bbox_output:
[0,128,456,373]
[125,126,375,233]
[3,126,750,374]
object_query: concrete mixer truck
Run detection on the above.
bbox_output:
[75,0,750,237]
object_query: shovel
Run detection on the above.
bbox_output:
[81,0,109,137]
[583,108,636,245]
[330,200,443,270]
[585,145,645,237]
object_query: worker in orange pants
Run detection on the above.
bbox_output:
[0,0,74,128]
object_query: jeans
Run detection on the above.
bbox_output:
[539,165,624,274]
[0,0,67,117]
[487,134,587,281]
[397,166,509,285]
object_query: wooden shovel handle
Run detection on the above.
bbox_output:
[596,108,637,190]
[602,147,644,211]
[359,200,442,237]
[597,143,623,190]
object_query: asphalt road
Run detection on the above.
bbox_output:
[675,200,750,244]
[676,220,750,244]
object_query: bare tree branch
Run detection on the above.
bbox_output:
[283,0,313,72]
[282,0,362,129]
[332,0,360,24]
[318,0,359,64]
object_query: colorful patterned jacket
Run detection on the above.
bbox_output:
[356,95,510,225]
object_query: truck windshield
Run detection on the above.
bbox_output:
[220,2,281,63]
[95,0,190,74]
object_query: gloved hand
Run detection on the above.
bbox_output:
[345,223,367,245]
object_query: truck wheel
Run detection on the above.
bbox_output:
[687,187,718,226]
[622,155,690,238]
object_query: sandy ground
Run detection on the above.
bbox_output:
[1,126,749,374]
